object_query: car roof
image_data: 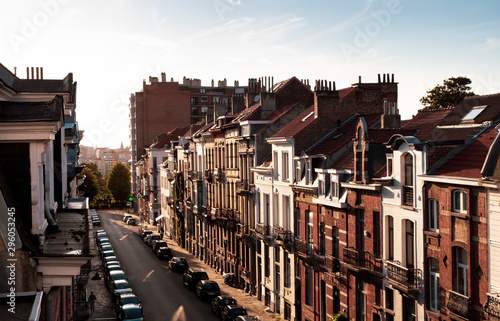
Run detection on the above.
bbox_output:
[121,303,141,310]
[120,293,138,298]
[188,267,204,272]
[114,279,130,285]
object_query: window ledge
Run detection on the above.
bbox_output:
[424,230,440,238]
[400,205,415,211]
[450,212,470,220]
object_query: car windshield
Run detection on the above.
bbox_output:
[123,307,142,318]
[156,242,167,247]
[204,283,216,290]
[115,282,130,289]
[122,297,139,305]
[230,309,247,315]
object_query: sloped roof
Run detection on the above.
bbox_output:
[307,113,381,156]
[432,126,499,178]
[149,126,191,149]
[255,102,300,135]
[271,105,316,138]
[331,151,354,171]
[401,107,453,141]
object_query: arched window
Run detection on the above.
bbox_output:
[429,258,440,311]
[357,127,363,149]
[455,247,468,295]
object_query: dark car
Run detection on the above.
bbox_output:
[221,305,248,321]
[140,229,152,239]
[183,268,208,289]
[117,303,143,321]
[111,279,133,296]
[196,280,221,301]
[114,293,141,316]
[156,247,173,260]
[123,214,132,222]
[126,218,136,225]
[169,257,189,272]
[212,296,237,317]
[152,240,168,253]
[107,270,127,289]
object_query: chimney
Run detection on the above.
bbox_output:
[40,67,43,79]
[313,79,339,119]
[381,98,401,129]
[161,72,166,82]
[26,67,29,79]
[231,95,245,115]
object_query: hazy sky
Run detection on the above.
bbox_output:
[1,0,500,148]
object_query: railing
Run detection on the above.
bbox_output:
[236,179,249,193]
[204,169,212,181]
[386,261,421,293]
[402,185,414,206]
[447,290,470,319]
[274,226,293,244]
[485,293,500,319]
[343,247,383,273]
[255,223,271,237]
[192,171,203,181]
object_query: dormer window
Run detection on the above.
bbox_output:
[461,105,487,123]
[387,155,393,177]
[452,190,467,213]
[402,153,414,207]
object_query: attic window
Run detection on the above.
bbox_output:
[302,112,314,122]
[462,105,487,122]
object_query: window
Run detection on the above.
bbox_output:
[201,106,208,113]
[295,160,304,183]
[213,97,221,104]
[306,267,314,306]
[295,208,301,238]
[374,211,381,258]
[405,220,415,269]
[356,280,367,321]
[265,244,270,277]
[283,195,290,230]
[428,199,439,231]
[385,287,394,310]
[333,287,340,314]
[332,227,339,258]
[200,88,206,93]
[455,247,468,295]
[284,252,291,288]
[319,223,325,255]
[273,151,279,179]
[403,153,414,206]
[331,179,339,198]
[264,193,270,225]
[387,156,393,176]
[307,211,314,243]
[453,190,467,213]
[282,152,289,181]
[387,216,394,260]
[191,97,198,105]
[200,95,208,102]
[462,105,487,122]
[319,177,325,196]
[429,258,440,311]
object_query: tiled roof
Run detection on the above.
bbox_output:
[231,101,261,123]
[438,93,500,127]
[432,126,499,178]
[368,128,416,144]
[331,151,354,171]
[308,113,381,156]
[401,107,453,141]
[338,87,357,99]
[255,102,300,135]
[149,126,191,149]
[271,105,316,138]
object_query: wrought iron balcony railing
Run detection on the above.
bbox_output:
[386,260,421,294]
[343,247,383,274]
[192,171,203,181]
[447,290,470,319]
[274,226,293,244]
[255,223,272,239]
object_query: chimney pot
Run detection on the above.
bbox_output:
[378,74,381,83]
[359,75,361,83]
[26,67,29,79]
[40,67,43,79]
[31,67,34,79]
[391,73,394,83]
[383,74,386,83]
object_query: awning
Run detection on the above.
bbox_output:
[155,215,165,222]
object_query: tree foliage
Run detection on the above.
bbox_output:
[420,76,475,110]
[78,167,99,202]
[107,162,131,203]
[173,172,185,247]
[81,162,109,200]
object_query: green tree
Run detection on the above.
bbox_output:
[107,162,131,204]
[78,167,99,203]
[81,162,109,199]
[420,76,475,110]
[173,172,185,247]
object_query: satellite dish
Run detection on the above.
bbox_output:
[254,95,260,102]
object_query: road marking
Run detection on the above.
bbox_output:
[142,269,155,282]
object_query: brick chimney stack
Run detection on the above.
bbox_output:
[313,79,339,120]
[381,98,401,129]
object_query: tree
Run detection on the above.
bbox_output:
[420,76,475,110]
[81,162,109,199]
[107,162,131,203]
[78,167,99,203]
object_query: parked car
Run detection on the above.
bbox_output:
[147,234,161,247]
[111,279,133,297]
[107,270,127,289]
[100,244,113,253]
[105,263,123,277]
[126,218,136,225]
[169,257,189,272]
[183,268,208,289]
[104,256,119,266]
[196,280,221,301]
[114,293,141,316]
[152,240,168,253]
[92,218,101,226]
[212,295,237,317]
[220,305,247,321]
[117,303,143,321]
[101,250,116,261]
[123,214,132,222]
[97,237,110,246]
[235,316,261,321]
[140,229,152,240]
[156,247,173,260]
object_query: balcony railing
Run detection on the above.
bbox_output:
[485,293,500,319]
[192,171,203,181]
[236,179,250,193]
[343,247,383,274]
[204,169,212,182]
[255,223,272,239]
[274,226,293,245]
[386,261,421,294]
[402,185,414,206]
[447,290,470,319]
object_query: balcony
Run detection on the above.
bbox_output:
[214,168,224,181]
[386,261,421,296]
[236,179,251,194]
[446,290,470,319]
[402,185,414,207]
[343,247,383,275]
[274,226,293,246]
[485,293,500,319]
[255,223,273,241]
[204,169,213,182]
[192,171,203,181]
[166,172,174,180]
[324,255,340,273]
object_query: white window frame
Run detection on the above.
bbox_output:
[282,151,289,181]
[429,199,439,232]
[456,247,468,295]
[453,190,467,213]
[429,258,440,312]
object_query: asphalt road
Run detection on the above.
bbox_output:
[100,211,220,321]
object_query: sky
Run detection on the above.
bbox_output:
[1,0,500,149]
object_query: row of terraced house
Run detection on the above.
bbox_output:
[131,73,500,321]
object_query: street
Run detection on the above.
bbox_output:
[100,211,220,321]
